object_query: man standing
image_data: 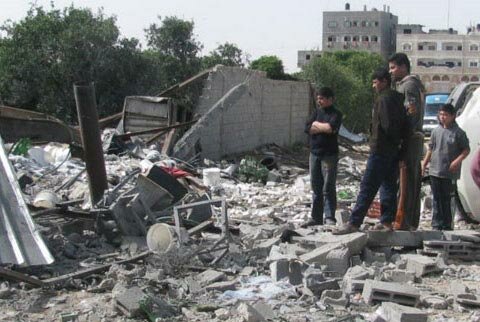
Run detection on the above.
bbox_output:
[303,87,342,227]
[334,68,407,234]
[389,53,425,231]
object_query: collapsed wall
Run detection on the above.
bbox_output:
[173,66,312,160]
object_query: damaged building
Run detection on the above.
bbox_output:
[0,66,480,322]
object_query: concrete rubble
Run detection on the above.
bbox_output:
[1,72,480,321]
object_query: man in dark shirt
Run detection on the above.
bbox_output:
[303,87,343,227]
[334,68,407,234]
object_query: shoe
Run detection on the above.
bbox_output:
[324,218,336,226]
[300,219,322,228]
[332,223,359,235]
[371,222,393,231]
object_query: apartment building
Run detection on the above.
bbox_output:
[397,24,480,92]
[298,4,398,68]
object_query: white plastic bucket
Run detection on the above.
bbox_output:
[146,223,178,253]
[203,168,221,186]
[33,190,60,208]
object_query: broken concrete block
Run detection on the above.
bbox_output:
[456,294,480,307]
[303,268,339,296]
[366,231,443,247]
[449,281,469,297]
[403,254,443,278]
[115,287,146,318]
[205,280,237,292]
[362,280,420,306]
[269,259,305,285]
[299,243,342,265]
[335,209,350,225]
[251,238,280,257]
[343,279,365,294]
[363,247,388,264]
[294,232,367,255]
[240,266,256,276]
[351,255,362,266]
[236,302,266,322]
[380,302,427,322]
[252,302,276,321]
[382,270,416,283]
[326,246,351,275]
[421,295,448,309]
[320,289,349,307]
[196,269,226,287]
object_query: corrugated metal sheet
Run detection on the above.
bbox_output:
[0,136,54,266]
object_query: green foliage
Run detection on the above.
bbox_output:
[238,156,269,183]
[201,42,244,69]
[249,55,286,80]
[144,16,202,89]
[0,5,148,123]
[300,51,385,133]
[10,138,32,156]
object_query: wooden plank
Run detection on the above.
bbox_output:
[0,267,44,287]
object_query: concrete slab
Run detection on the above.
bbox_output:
[362,280,420,306]
[205,280,237,292]
[383,270,416,283]
[366,231,443,247]
[380,302,427,322]
[196,269,226,287]
[299,243,342,265]
[293,232,367,255]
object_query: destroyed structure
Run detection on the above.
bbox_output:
[1,66,480,322]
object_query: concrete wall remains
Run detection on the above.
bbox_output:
[173,66,312,160]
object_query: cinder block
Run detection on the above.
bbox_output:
[303,268,339,296]
[380,302,427,322]
[326,246,351,275]
[366,231,443,247]
[343,279,365,294]
[404,254,443,278]
[270,259,290,282]
[362,280,420,306]
[321,289,349,307]
[383,270,416,283]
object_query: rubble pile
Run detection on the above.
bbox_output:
[1,137,480,322]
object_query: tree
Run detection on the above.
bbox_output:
[300,51,385,133]
[144,16,202,88]
[249,55,285,80]
[201,42,244,69]
[0,5,147,122]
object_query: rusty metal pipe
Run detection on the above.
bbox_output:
[73,82,108,204]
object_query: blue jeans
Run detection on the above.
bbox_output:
[430,176,454,230]
[350,153,399,227]
[310,153,338,223]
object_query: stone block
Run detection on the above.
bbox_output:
[382,270,416,283]
[236,302,266,322]
[380,302,427,322]
[321,289,349,307]
[403,254,443,278]
[196,269,226,287]
[205,280,237,292]
[251,238,281,257]
[303,268,339,296]
[299,243,342,265]
[362,280,420,306]
[335,210,350,225]
[269,259,305,285]
[294,232,367,255]
[115,287,146,318]
[363,247,387,264]
[366,231,443,247]
[326,246,351,275]
[343,279,365,294]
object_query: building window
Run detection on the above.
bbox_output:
[328,21,337,28]
[418,44,424,50]
[352,36,359,42]
[344,36,351,42]
[403,29,412,34]
[403,43,412,51]
[441,75,450,81]
[470,44,479,51]
[461,76,470,82]
[469,60,479,67]
[306,54,311,60]
[352,21,358,27]
[457,45,463,50]
[327,36,337,42]
[362,36,369,42]
[371,36,378,42]
[445,45,454,50]
[374,21,379,27]
[472,76,479,81]
[428,45,436,50]
[344,21,351,27]
[361,21,367,27]
[432,75,441,81]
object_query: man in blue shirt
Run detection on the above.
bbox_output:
[302,87,343,227]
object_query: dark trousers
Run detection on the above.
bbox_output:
[430,176,455,230]
[350,153,399,227]
[398,132,424,229]
[309,153,338,223]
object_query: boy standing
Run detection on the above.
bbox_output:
[422,104,470,230]
[303,87,342,227]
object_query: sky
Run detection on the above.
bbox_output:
[1,0,480,73]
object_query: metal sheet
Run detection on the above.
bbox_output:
[0,135,54,266]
